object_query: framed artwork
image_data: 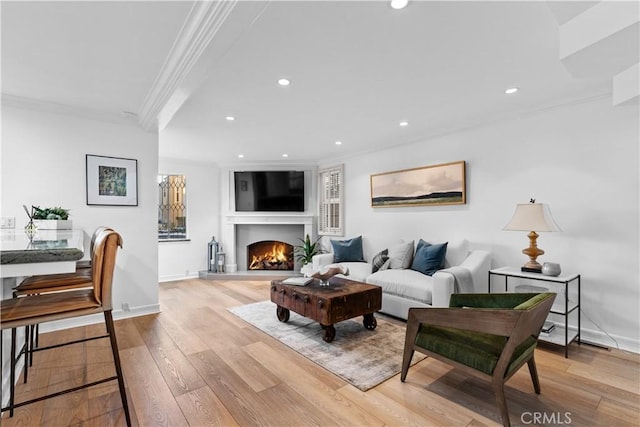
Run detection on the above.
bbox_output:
[86,154,138,206]
[370,160,466,207]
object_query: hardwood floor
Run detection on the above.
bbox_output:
[2,278,639,426]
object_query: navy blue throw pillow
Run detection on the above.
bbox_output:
[331,236,365,263]
[415,238,431,252]
[410,242,448,276]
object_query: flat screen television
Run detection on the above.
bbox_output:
[234,171,305,212]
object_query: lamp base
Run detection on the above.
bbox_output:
[521,231,544,273]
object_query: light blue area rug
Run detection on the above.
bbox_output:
[228,300,425,391]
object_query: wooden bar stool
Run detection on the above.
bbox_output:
[1,229,131,426]
[12,226,111,375]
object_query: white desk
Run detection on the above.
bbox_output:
[0,229,84,278]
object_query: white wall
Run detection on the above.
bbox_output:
[1,104,160,319]
[323,97,639,352]
[158,157,220,281]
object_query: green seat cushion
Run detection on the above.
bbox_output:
[415,325,537,376]
[449,293,544,309]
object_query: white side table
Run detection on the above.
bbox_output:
[488,266,581,358]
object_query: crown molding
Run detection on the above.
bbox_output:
[1,94,142,128]
[138,0,238,131]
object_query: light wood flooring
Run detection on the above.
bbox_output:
[2,278,639,426]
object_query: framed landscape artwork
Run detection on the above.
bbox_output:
[86,154,138,206]
[370,160,466,207]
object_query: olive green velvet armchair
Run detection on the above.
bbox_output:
[401,292,556,427]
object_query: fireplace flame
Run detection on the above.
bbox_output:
[249,242,290,270]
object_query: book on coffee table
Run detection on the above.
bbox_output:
[282,277,313,286]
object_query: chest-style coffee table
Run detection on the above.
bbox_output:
[270,276,382,342]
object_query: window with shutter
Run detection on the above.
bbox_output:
[318,164,344,236]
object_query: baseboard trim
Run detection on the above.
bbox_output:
[578,326,639,354]
[159,273,199,283]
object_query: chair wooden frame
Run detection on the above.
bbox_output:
[1,229,131,426]
[401,293,556,427]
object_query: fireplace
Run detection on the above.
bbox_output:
[247,240,295,271]
[221,214,314,273]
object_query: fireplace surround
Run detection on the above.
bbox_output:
[222,214,315,273]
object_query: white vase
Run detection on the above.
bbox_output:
[32,219,72,230]
[300,263,315,277]
[542,262,561,277]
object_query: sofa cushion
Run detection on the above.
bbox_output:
[416,238,431,251]
[331,236,365,263]
[366,268,433,304]
[371,249,389,273]
[387,241,414,269]
[411,242,448,276]
[444,239,470,268]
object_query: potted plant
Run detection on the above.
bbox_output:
[294,234,324,276]
[31,205,72,230]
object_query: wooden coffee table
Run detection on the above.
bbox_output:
[270,276,382,342]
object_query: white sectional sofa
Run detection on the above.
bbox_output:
[312,237,491,320]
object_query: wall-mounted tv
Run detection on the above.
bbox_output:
[234,171,305,212]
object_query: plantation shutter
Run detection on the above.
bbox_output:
[318,164,344,236]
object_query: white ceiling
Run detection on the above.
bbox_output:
[1,1,622,166]
[1,1,193,117]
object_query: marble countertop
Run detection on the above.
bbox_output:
[0,229,84,265]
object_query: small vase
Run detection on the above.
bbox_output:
[300,263,315,277]
[542,262,561,277]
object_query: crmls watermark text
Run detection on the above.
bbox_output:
[521,412,572,424]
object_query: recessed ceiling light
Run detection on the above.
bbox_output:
[390,0,408,10]
[282,153,289,158]
[238,154,244,158]
[278,78,291,86]
[399,121,409,127]
[505,87,519,95]
[225,116,235,121]
[335,140,342,145]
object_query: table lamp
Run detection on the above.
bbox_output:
[503,200,561,272]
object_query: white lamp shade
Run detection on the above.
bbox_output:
[503,203,561,232]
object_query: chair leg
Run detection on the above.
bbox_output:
[34,323,40,349]
[22,326,29,383]
[400,349,414,382]
[493,380,511,427]
[9,328,17,417]
[527,356,541,394]
[401,311,421,382]
[104,311,132,427]
[29,324,37,367]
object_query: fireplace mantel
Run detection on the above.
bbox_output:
[222,214,315,272]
